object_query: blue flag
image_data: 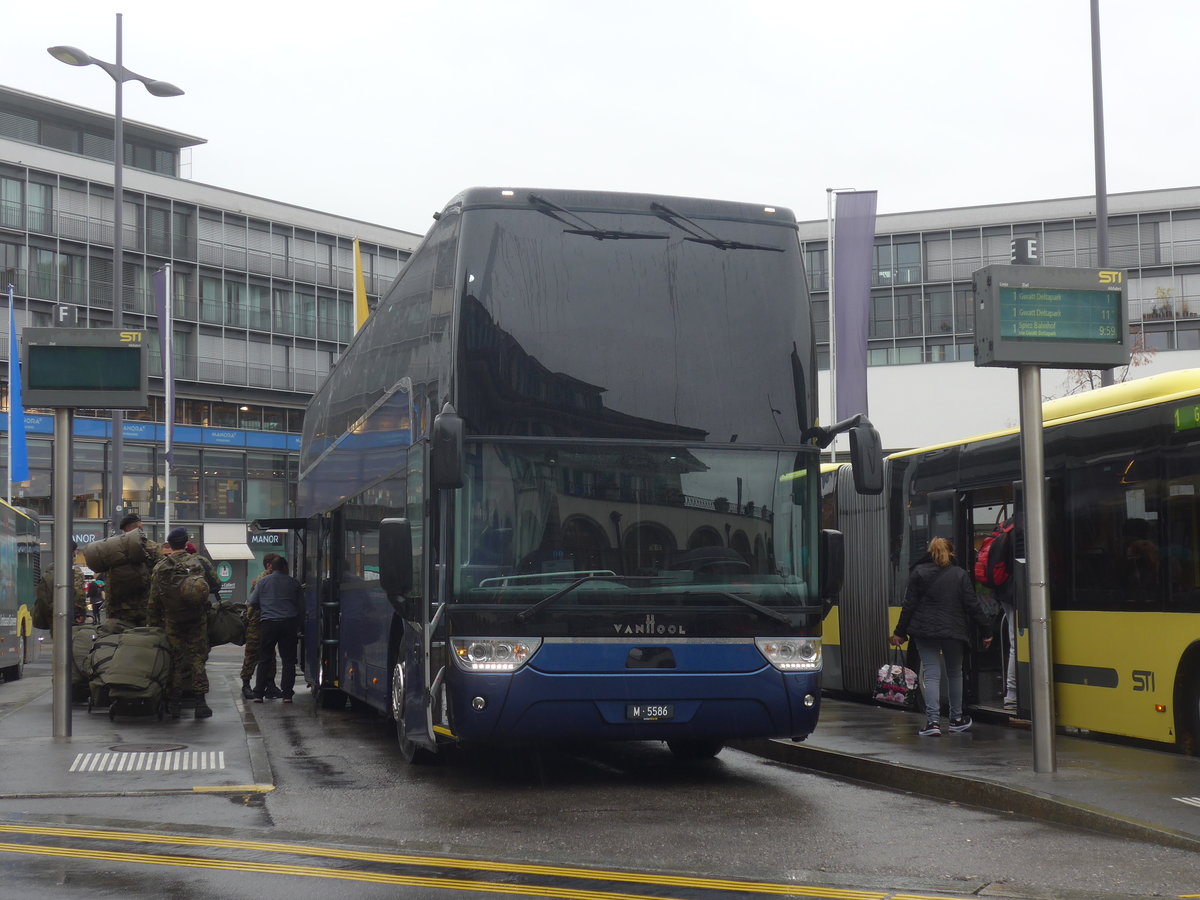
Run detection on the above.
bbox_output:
[8,284,29,483]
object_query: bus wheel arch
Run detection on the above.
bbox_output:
[1175,644,1200,756]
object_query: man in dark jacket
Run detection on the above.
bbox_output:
[890,537,994,736]
[248,557,302,703]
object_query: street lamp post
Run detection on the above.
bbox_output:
[49,13,183,536]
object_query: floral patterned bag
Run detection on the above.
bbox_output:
[873,649,918,709]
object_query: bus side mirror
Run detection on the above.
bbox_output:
[380,518,414,602]
[431,402,464,490]
[819,528,845,614]
[849,420,883,495]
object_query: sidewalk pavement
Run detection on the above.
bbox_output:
[736,697,1200,852]
[0,646,272,800]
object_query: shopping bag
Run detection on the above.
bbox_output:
[873,649,918,709]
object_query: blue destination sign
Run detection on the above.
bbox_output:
[999,287,1122,343]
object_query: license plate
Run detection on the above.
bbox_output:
[625,703,674,721]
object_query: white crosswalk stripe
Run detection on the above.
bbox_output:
[1173,796,1200,809]
[69,750,227,773]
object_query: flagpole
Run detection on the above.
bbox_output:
[161,265,173,535]
[6,284,13,504]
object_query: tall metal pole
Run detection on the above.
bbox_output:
[1091,0,1114,388]
[52,409,74,737]
[109,13,126,533]
[1018,365,1056,772]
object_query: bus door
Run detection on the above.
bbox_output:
[961,487,1015,712]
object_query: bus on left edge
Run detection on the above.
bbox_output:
[0,503,41,682]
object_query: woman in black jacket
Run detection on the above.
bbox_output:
[890,537,994,736]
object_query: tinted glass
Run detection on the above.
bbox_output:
[457,202,811,444]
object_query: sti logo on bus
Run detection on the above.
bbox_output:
[613,614,687,636]
[1098,271,1124,285]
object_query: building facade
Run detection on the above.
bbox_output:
[0,86,420,598]
[801,187,1200,450]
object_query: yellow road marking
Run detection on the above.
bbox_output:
[0,822,886,899]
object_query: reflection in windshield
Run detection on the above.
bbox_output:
[455,442,817,608]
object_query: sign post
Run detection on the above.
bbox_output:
[974,263,1128,773]
[22,328,147,738]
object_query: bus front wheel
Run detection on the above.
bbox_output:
[391,661,437,765]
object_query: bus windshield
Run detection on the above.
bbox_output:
[454,441,819,610]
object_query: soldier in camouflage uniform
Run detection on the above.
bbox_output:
[33,543,89,634]
[148,527,221,719]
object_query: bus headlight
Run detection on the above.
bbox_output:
[451,637,542,672]
[756,637,821,671]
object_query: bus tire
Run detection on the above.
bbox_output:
[666,739,724,760]
[391,660,437,765]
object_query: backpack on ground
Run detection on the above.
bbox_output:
[208,600,247,647]
[975,513,1016,590]
[89,626,170,719]
[71,624,99,702]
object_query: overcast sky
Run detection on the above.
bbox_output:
[5,1,1195,237]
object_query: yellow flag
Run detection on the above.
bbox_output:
[353,237,369,331]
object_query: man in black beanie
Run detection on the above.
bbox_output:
[148,527,220,718]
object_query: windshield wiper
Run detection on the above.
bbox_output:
[650,201,783,252]
[529,194,668,241]
[514,574,616,623]
[692,590,798,628]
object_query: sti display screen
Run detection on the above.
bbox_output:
[973,264,1129,369]
[999,287,1122,342]
[22,328,148,409]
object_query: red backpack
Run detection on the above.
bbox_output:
[975,516,1015,589]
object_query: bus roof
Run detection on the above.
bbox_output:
[889,368,1200,460]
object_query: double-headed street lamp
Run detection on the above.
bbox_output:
[48,13,183,536]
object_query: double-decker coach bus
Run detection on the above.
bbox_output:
[826,369,1200,754]
[283,187,881,762]
[0,503,40,682]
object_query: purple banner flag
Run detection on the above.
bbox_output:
[833,190,878,422]
[152,267,174,465]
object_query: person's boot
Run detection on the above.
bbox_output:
[193,695,213,719]
[241,680,254,700]
[167,696,182,719]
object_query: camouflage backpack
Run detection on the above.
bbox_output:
[157,552,212,621]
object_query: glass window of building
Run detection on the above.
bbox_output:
[247,452,290,518]
[212,402,238,427]
[27,182,52,233]
[0,176,21,229]
[225,278,246,327]
[119,444,157,519]
[170,449,200,521]
[14,438,54,516]
[200,273,221,324]
[262,407,285,432]
[203,450,244,519]
[73,443,105,520]
[895,241,921,284]
[248,282,270,331]
[869,295,894,338]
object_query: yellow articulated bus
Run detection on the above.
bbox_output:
[823,369,1200,754]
